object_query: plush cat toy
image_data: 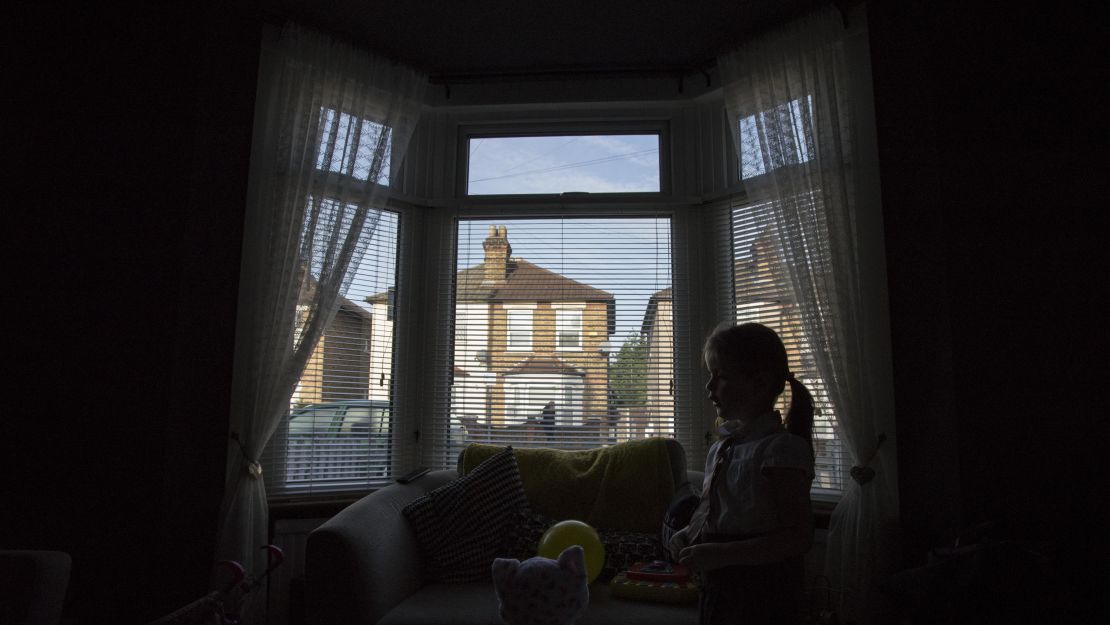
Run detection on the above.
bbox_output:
[492,545,589,625]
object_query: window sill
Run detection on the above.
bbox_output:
[270,490,836,529]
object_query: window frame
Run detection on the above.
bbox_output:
[457,120,673,201]
[504,305,535,352]
[411,113,705,472]
[553,305,584,351]
[262,103,406,500]
[314,104,396,190]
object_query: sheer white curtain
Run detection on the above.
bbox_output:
[215,23,425,618]
[719,7,897,623]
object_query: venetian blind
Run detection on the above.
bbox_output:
[730,192,844,497]
[427,217,680,468]
[262,201,401,498]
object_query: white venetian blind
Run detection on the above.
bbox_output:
[730,193,844,497]
[427,217,679,468]
[263,205,401,498]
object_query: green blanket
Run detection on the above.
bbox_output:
[459,438,675,534]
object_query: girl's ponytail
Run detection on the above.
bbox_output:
[785,373,815,453]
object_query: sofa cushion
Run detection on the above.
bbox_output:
[402,447,527,582]
[459,438,677,534]
[377,581,698,625]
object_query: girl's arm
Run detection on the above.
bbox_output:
[667,525,691,561]
[678,467,813,571]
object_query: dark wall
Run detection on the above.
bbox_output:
[868,0,1100,568]
[7,2,261,621]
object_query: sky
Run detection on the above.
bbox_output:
[467,134,660,195]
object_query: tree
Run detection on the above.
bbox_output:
[609,332,648,412]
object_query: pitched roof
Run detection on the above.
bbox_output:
[337,296,373,322]
[504,354,586,377]
[365,288,393,305]
[456,258,614,303]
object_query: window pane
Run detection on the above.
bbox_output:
[556,310,582,349]
[266,209,400,496]
[437,218,674,461]
[467,135,660,195]
[737,96,814,180]
[507,309,532,350]
[731,197,843,496]
[316,107,392,183]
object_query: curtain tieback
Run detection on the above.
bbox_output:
[849,433,886,485]
[231,432,263,479]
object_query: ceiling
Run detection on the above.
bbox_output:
[267,0,821,80]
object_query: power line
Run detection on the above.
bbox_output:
[499,137,580,175]
[468,147,657,183]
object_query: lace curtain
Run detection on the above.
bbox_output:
[718,7,898,623]
[215,23,425,619]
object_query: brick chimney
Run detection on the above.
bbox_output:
[482,225,512,283]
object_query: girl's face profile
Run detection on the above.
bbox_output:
[704,351,760,421]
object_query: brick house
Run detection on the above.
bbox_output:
[452,226,615,434]
[291,296,374,406]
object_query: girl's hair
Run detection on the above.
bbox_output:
[704,322,815,446]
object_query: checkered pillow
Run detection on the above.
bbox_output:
[506,510,557,560]
[402,446,527,582]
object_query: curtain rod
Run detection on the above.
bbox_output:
[428,64,716,99]
[427,63,717,86]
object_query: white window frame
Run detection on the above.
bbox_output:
[410,112,704,472]
[457,120,673,201]
[315,106,394,186]
[504,304,535,351]
[553,303,585,351]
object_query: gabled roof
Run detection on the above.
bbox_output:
[456,258,614,303]
[301,275,373,322]
[504,354,586,377]
[337,296,373,322]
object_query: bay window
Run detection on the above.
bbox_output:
[264,103,871,503]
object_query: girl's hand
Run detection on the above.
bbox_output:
[678,543,732,572]
[667,527,690,562]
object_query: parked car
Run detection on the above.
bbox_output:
[284,400,392,488]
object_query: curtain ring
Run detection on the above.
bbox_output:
[247,461,263,479]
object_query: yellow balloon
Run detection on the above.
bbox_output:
[537,520,606,584]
